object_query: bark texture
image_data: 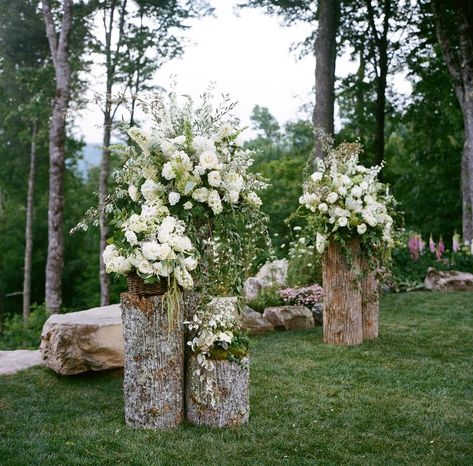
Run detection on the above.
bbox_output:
[432,1,473,242]
[313,0,339,161]
[22,119,38,320]
[361,256,379,340]
[322,239,363,346]
[121,293,184,430]
[186,355,250,428]
[42,0,73,314]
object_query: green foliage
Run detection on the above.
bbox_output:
[247,286,283,313]
[286,232,322,287]
[1,292,473,464]
[0,304,48,350]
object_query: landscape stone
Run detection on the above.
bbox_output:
[263,305,314,331]
[243,259,288,301]
[311,303,324,326]
[40,304,124,375]
[243,277,262,301]
[424,267,473,292]
[241,307,274,335]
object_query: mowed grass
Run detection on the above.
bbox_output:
[1,292,473,466]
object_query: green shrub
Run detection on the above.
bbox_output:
[0,304,48,350]
[247,287,283,313]
[286,231,322,287]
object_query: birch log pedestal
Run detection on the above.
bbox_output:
[361,255,379,340]
[186,355,250,428]
[120,292,184,430]
[322,238,363,346]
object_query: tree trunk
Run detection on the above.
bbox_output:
[22,119,38,321]
[42,0,73,315]
[361,255,379,340]
[373,50,388,167]
[313,0,339,162]
[432,0,473,242]
[186,355,250,428]
[99,110,111,306]
[322,238,363,345]
[121,292,184,430]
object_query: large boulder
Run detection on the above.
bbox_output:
[40,304,124,375]
[255,259,288,288]
[241,307,274,335]
[263,305,314,331]
[243,259,288,301]
[424,267,473,292]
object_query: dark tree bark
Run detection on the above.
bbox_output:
[366,0,391,167]
[22,119,38,321]
[121,292,184,430]
[432,0,473,242]
[42,0,73,314]
[322,239,363,346]
[313,0,339,161]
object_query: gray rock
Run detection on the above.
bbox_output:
[40,304,124,375]
[424,267,473,292]
[243,277,262,301]
[263,305,314,331]
[311,303,324,326]
[241,307,274,335]
[255,259,288,288]
[0,350,43,375]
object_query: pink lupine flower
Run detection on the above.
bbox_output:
[429,235,436,253]
[408,234,420,260]
[419,236,426,253]
[452,232,460,252]
[436,238,445,260]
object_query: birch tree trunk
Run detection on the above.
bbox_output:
[22,119,38,321]
[121,292,184,430]
[186,355,250,428]
[313,0,339,161]
[361,255,379,340]
[322,238,363,346]
[42,0,73,314]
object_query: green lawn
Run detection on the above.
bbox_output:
[1,292,473,465]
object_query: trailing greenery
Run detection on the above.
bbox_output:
[246,287,283,313]
[1,292,472,465]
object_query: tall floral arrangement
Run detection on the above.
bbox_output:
[299,142,396,257]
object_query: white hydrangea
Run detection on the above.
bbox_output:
[168,192,181,206]
[141,179,161,202]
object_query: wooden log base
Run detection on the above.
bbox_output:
[121,292,184,430]
[186,355,250,428]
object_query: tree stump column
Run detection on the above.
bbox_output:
[361,255,379,340]
[322,238,363,345]
[186,355,250,428]
[121,292,184,430]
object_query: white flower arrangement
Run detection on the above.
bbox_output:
[185,298,248,407]
[299,142,395,254]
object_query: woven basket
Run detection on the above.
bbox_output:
[127,273,167,297]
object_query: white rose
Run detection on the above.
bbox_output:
[173,135,186,145]
[183,256,198,271]
[199,150,220,170]
[318,202,328,212]
[170,235,193,252]
[310,172,323,182]
[338,186,348,196]
[128,185,140,202]
[153,261,171,277]
[127,214,146,233]
[162,162,176,180]
[208,170,222,187]
[168,192,181,206]
[360,181,369,191]
[357,223,367,235]
[338,217,348,227]
[326,192,338,204]
[137,259,154,275]
[141,179,161,202]
[351,186,362,198]
[124,231,138,246]
[142,242,161,261]
[103,244,118,265]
